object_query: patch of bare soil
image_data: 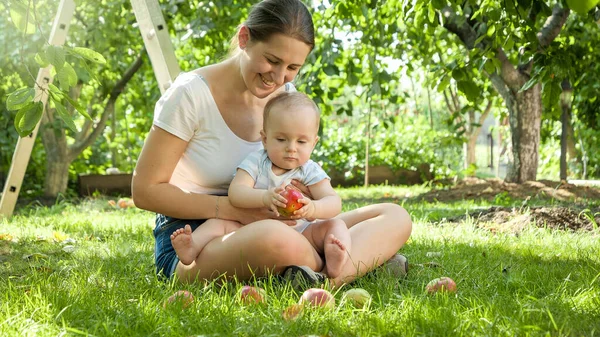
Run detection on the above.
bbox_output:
[420,177,600,203]
[424,178,600,232]
[448,206,600,232]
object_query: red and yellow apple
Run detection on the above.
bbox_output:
[425,277,457,294]
[298,288,335,309]
[163,290,194,309]
[277,188,303,216]
[238,285,267,304]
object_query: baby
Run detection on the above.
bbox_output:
[171,91,350,278]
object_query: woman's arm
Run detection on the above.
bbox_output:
[132,126,269,223]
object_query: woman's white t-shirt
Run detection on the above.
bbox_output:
[153,72,294,195]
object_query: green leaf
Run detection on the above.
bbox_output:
[6,87,35,111]
[35,52,50,67]
[323,65,339,76]
[437,75,451,93]
[63,93,91,121]
[47,83,65,100]
[542,80,561,109]
[46,45,65,72]
[487,25,496,37]
[70,47,107,65]
[9,1,36,34]
[15,102,44,137]
[428,3,436,23]
[484,59,496,74]
[519,70,544,93]
[56,62,78,90]
[52,100,78,132]
[457,79,481,102]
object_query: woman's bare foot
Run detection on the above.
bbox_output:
[170,224,198,265]
[324,234,348,278]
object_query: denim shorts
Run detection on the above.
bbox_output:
[153,214,206,279]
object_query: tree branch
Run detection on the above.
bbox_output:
[537,5,570,49]
[68,50,145,161]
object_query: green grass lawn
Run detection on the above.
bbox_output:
[1,186,599,336]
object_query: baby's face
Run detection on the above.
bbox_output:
[261,105,319,170]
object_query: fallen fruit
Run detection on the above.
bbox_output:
[277,188,303,216]
[117,198,135,209]
[425,277,457,294]
[282,304,303,321]
[299,288,335,308]
[384,254,408,278]
[342,288,371,308]
[164,290,194,308]
[238,285,267,304]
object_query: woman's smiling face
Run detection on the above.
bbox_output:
[239,29,312,98]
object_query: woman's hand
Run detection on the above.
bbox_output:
[227,197,296,226]
[290,179,313,200]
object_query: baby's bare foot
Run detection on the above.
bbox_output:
[324,234,348,278]
[170,224,197,265]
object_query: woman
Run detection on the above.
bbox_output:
[132,0,412,287]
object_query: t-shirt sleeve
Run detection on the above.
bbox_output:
[285,82,297,92]
[302,160,330,186]
[153,75,200,141]
[236,150,263,182]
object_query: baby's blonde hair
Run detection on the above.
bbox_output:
[263,91,320,132]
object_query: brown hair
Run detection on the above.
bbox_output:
[263,91,320,131]
[229,0,315,55]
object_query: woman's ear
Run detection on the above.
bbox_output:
[238,25,250,50]
[260,130,267,145]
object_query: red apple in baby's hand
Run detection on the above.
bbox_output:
[277,187,304,217]
[238,285,267,304]
[425,277,457,294]
[299,288,335,309]
[163,290,194,309]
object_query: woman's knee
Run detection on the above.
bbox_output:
[249,221,314,262]
[384,203,413,237]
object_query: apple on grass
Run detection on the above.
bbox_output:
[163,290,194,309]
[238,285,267,304]
[298,288,335,309]
[342,288,372,308]
[425,277,457,294]
[277,187,304,217]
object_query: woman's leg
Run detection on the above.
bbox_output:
[329,203,412,286]
[175,219,323,283]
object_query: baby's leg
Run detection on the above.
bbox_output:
[171,219,241,265]
[302,218,351,278]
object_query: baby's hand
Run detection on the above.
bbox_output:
[262,186,287,216]
[292,197,317,221]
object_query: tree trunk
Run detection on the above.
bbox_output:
[441,4,569,184]
[466,136,477,172]
[38,50,145,197]
[560,105,568,180]
[44,158,71,197]
[504,85,541,183]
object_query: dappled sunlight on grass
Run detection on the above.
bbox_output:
[1,191,599,336]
